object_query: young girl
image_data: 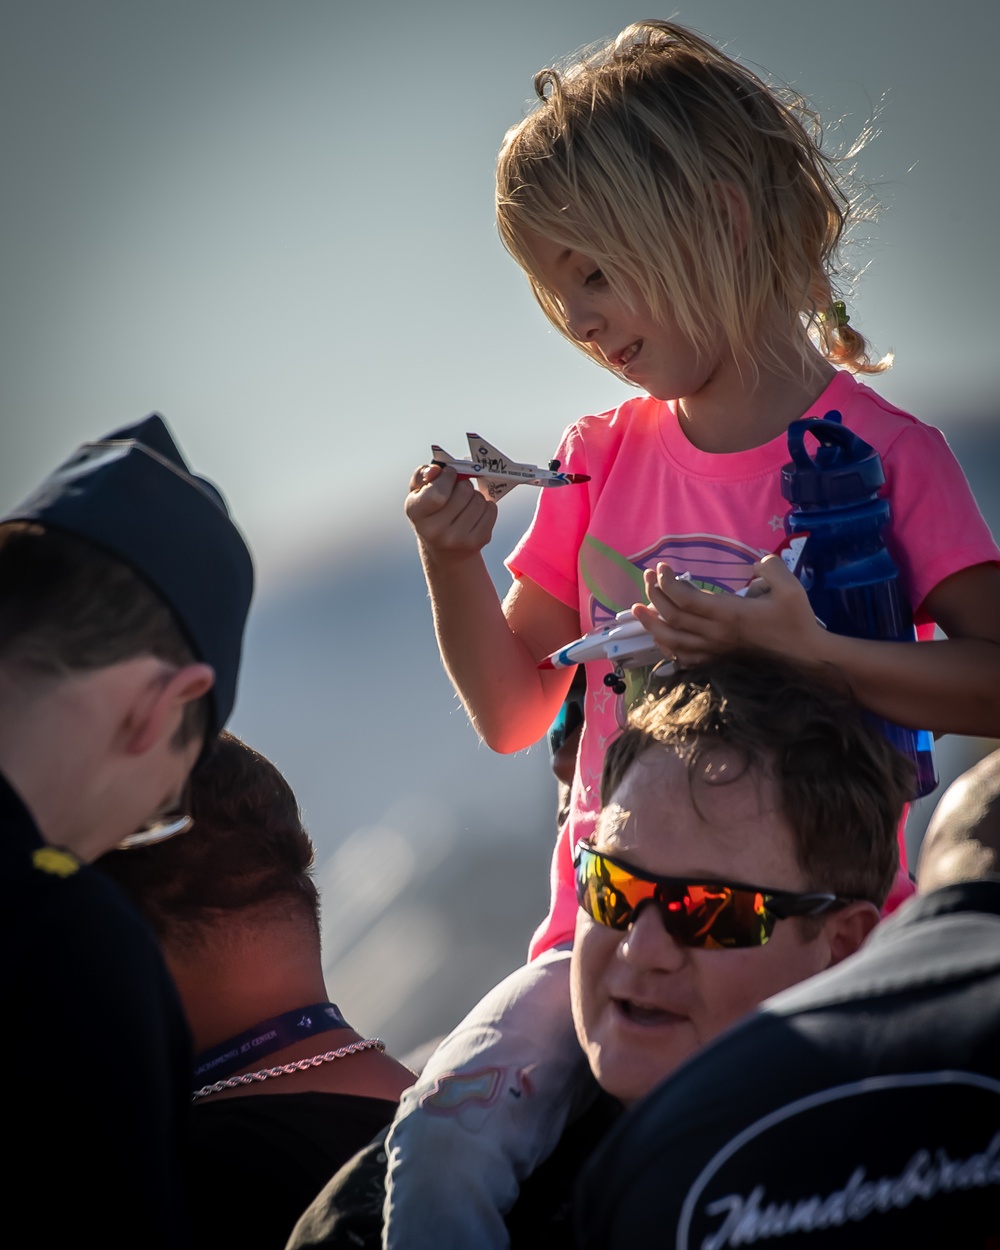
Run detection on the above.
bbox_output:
[390,20,1000,1247]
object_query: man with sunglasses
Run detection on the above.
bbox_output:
[576,748,1000,1248]
[288,651,912,1248]
[0,416,253,1249]
[568,651,910,1115]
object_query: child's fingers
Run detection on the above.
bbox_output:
[644,581,692,630]
[451,487,498,547]
[754,554,817,619]
[646,581,735,640]
[643,565,690,613]
[632,602,714,664]
[409,462,443,492]
[406,466,453,518]
[407,466,497,553]
[406,465,460,522]
[643,562,678,597]
[633,599,704,647]
[741,576,770,600]
[643,563,720,620]
[755,553,799,594]
[639,574,746,662]
[653,563,736,620]
[436,476,491,528]
[636,557,820,664]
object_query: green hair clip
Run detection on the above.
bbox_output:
[823,300,850,328]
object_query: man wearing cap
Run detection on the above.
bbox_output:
[0,416,253,1248]
[575,753,1000,1248]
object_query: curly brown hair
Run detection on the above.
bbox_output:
[100,732,319,948]
[602,653,912,906]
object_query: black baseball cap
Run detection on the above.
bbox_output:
[2,413,254,734]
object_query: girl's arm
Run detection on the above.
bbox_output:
[406,462,581,752]
[635,555,1000,737]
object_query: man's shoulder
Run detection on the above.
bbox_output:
[575,886,1000,1248]
[0,811,192,1249]
[1,824,160,958]
[582,1063,1000,1249]
[1,820,184,1049]
[761,885,1000,1018]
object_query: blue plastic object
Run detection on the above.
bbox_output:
[781,410,937,799]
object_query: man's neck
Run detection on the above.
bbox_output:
[168,930,332,1053]
[170,929,417,1103]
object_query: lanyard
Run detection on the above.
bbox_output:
[192,1001,349,1086]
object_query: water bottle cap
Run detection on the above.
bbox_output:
[781,410,885,507]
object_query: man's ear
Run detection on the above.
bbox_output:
[124,663,215,757]
[823,900,881,968]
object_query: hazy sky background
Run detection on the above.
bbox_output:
[1,0,997,583]
[2,0,996,1048]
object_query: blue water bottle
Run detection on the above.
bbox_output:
[781,409,938,799]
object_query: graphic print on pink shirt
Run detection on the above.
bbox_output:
[507,371,1000,956]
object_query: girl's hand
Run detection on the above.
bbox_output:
[405,463,498,561]
[632,554,822,665]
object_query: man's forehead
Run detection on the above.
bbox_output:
[598,743,788,858]
[619,742,770,800]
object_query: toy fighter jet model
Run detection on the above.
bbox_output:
[539,610,663,673]
[539,551,822,691]
[430,433,590,502]
[538,576,769,677]
[539,574,784,674]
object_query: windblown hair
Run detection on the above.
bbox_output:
[100,732,319,949]
[602,653,912,907]
[496,20,884,381]
[0,521,207,744]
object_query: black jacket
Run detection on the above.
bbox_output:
[576,880,1000,1248]
[0,771,193,1248]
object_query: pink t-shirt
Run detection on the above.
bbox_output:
[508,370,1000,957]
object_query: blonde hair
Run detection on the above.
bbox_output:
[496,20,885,380]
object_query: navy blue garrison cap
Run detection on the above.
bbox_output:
[1,414,254,734]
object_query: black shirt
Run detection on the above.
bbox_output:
[189,1091,398,1250]
[576,881,1000,1248]
[0,771,193,1248]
